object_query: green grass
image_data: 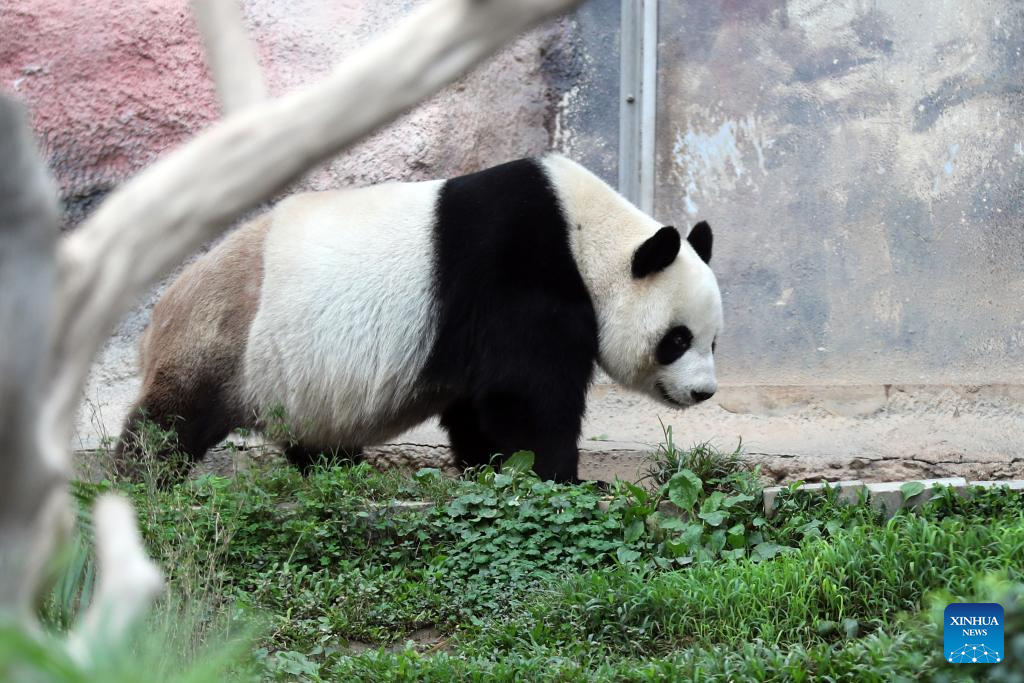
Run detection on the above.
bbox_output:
[466,513,1024,654]
[8,441,1024,682]
[642,421,748,490]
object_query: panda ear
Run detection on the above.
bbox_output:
[632,226,681,278]
[687,220,713,264]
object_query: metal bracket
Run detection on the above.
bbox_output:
[618,0,658,214]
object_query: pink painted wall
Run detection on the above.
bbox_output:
[2,0,219,223]
[1,0,590,450]
[1,0,574,225]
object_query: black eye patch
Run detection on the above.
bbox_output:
[655,325,693,365]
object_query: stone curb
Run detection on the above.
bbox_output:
[348,479,1024,522]
[597,499,687,517]
[364,501,436,521]
[762,480,866,515]
[319,479,1024,525]
[762,479,1024,518]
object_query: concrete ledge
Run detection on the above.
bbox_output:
[714,383,1024,417]
[355,478,1024,527]
[364,500,436,521]
[866,478,967,517]
[762,480,866,515]
[763,478,1024,518]
[969,481,1024,491]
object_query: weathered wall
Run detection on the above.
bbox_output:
[657,0,1024,386]
[2,0,219,224]
[1,0,602,224]
[0,0,619,449]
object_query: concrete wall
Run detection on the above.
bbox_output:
[1,0,612,225]
[656,0,1024,386]
[3,0,1021,481]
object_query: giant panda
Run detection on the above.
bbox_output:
[116,155,723,483]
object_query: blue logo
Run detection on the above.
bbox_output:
[944,603,1004,664]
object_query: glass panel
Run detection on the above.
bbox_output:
[656,0,1024,385]
[561,0,621,187]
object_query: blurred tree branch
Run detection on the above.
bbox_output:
[0,0,583,664]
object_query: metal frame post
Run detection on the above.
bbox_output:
[618,0,658,214]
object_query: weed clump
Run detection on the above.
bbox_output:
[643,421,750,492]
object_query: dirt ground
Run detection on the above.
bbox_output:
[74,382,1024,485]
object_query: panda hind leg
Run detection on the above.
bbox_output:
[114,375,239,486]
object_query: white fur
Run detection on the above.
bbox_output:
[242,156,723,448]
[541,155,723,407]
[243,180,445,445]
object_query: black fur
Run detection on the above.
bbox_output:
[114,371,248,484]
[655,325,693,365]
[423,159,599,483]
[687,220,713,263]
[632,226,681,278]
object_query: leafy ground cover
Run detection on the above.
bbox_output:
[4,438,1024,682]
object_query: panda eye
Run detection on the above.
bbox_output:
[656,325,693,365]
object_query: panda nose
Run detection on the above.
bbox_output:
[691,390,715,403]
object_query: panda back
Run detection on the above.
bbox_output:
[242,180,445,445]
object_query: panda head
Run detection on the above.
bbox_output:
[600,220,723,408]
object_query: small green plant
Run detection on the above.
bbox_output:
[411,454,634,624]
[38,533,94,632]
[18,482,257,683]
[114,414,193,487]
[603,466,779,568]
[766,481,880,548]
[0,610,258,683]
[643,421,750,492]
[927,483,1024,520]
[900,481,926,501]
[260,403,300,447]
